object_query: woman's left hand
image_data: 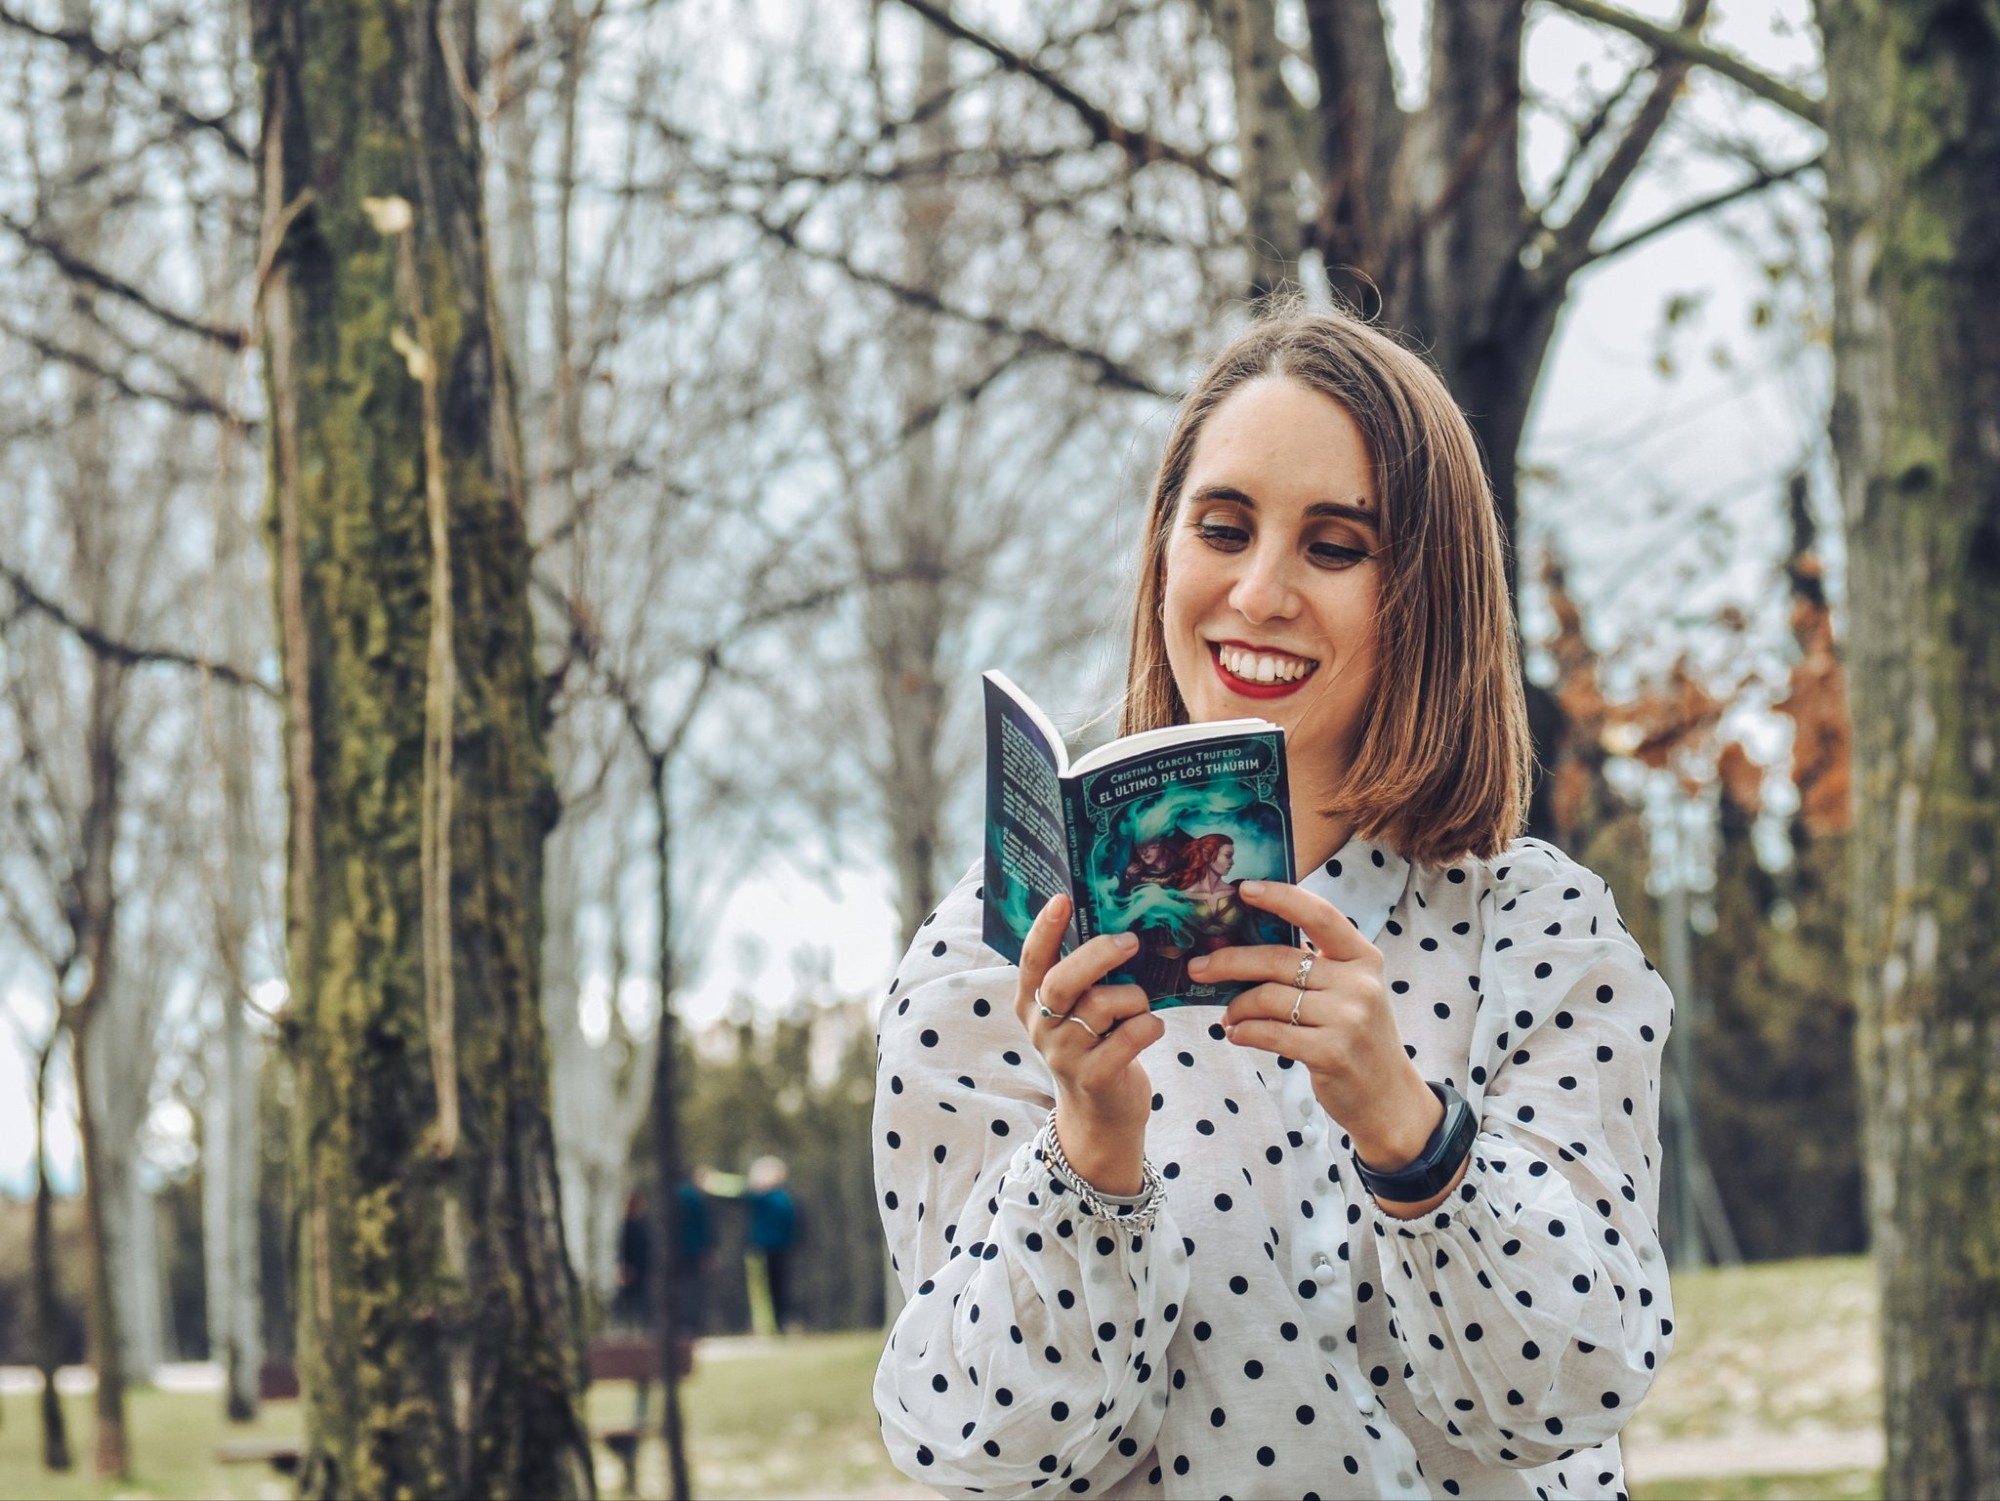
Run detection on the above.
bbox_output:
[1186,880,1446,1193]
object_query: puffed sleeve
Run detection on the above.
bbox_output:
[1369,841,1675,1468]
[872,865,1188,1496]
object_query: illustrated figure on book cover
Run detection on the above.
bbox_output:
[1086,772,1290,1005]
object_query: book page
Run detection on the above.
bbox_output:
[981,674,1077,963]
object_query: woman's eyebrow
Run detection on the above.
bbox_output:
[1188,483,1377,529]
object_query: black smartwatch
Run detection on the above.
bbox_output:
[1351,1081,1476,1203]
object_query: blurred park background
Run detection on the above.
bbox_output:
[1,0,1994,1496]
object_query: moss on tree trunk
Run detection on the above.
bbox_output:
[1823,2,2000,1493]
[249,0,590,1492]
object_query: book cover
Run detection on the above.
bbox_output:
[982,671,1296,1007]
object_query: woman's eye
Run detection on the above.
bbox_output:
[1310,542,1370,569]
[1194,521,1249,549]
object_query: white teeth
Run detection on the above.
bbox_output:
[1218,645,1317,683]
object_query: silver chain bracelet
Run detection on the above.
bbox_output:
[1035,1112,1167,1231]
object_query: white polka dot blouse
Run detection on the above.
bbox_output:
[873,837,1675,1499]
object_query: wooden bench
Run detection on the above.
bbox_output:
[216,1436,303,1476]
[215,1343,690,1492]
[214,1361,305,1475]
[588,1336,695,1494]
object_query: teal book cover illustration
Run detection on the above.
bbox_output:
[981,670,1297,1007]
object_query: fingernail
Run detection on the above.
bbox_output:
[1240,880,1265,895]
[1186,956,1209,975]
[1118,931,1140,951]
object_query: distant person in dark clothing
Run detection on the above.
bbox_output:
[613,1188,652,1332]
[747,1156,798,1336]
[672,1175,715,1337]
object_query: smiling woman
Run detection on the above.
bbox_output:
[872,303,1674,1500]
[1130,313,1530,874]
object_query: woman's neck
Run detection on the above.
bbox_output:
[1294,810,1354,878]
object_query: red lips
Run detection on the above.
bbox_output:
[1209,642,1316,700]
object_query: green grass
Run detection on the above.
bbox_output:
[0,1384,304,1501]
[0,1260,1885,1498]
[1627,1255,1879,1444]
[0,1335,909,1501]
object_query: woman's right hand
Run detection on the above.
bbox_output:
[1012,894,1165,1196]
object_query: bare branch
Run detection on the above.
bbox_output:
[0,314,253,424]
[1580,151,1822,269]
[0,4,254,162]
[1540,0,1709,277]
[1540,0,1824,128]
[2,212,248,350]
[753,213,1172,398]
[1529,60,1651,221]
[894,0,1229,186]
[0,558,279,698]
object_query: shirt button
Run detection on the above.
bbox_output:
[1312,1255,1335,1285]
[1298,1096,1317,1120]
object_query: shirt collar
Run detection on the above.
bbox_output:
[1297,836,1410,944]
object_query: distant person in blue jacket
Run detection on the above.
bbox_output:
[747,1156,798,1336]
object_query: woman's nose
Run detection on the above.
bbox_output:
[1228,543,1299,622]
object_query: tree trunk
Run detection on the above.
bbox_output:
[1821,3,2000,1494]
[647,755,693,1501]
[86,970,166,1385]
[31,1034,73,1473]
[251,0,591,1490]
[204,1020,264,1420]
[65,646,129,1478]
[207,453,268,1423]
[866,19,959,948]
[70,1018,129,1479]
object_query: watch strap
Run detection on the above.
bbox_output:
[1351,1081,1476,1203]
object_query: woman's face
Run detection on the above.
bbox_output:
[1211,840,1234,877]
[1161,377,1382,786]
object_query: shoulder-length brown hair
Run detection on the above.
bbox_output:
[1123,302,1531,867]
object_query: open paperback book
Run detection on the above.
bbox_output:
[982,670,1297,1006]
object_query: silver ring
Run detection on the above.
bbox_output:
[1064,1013,1104,1040]
[1289,988,1306,1026]
[1034,985,1062,1022]
[1292,953,1315,990]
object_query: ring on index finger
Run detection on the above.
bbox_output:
[1034,985,1065,1022]
[1292,953,1315,990]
